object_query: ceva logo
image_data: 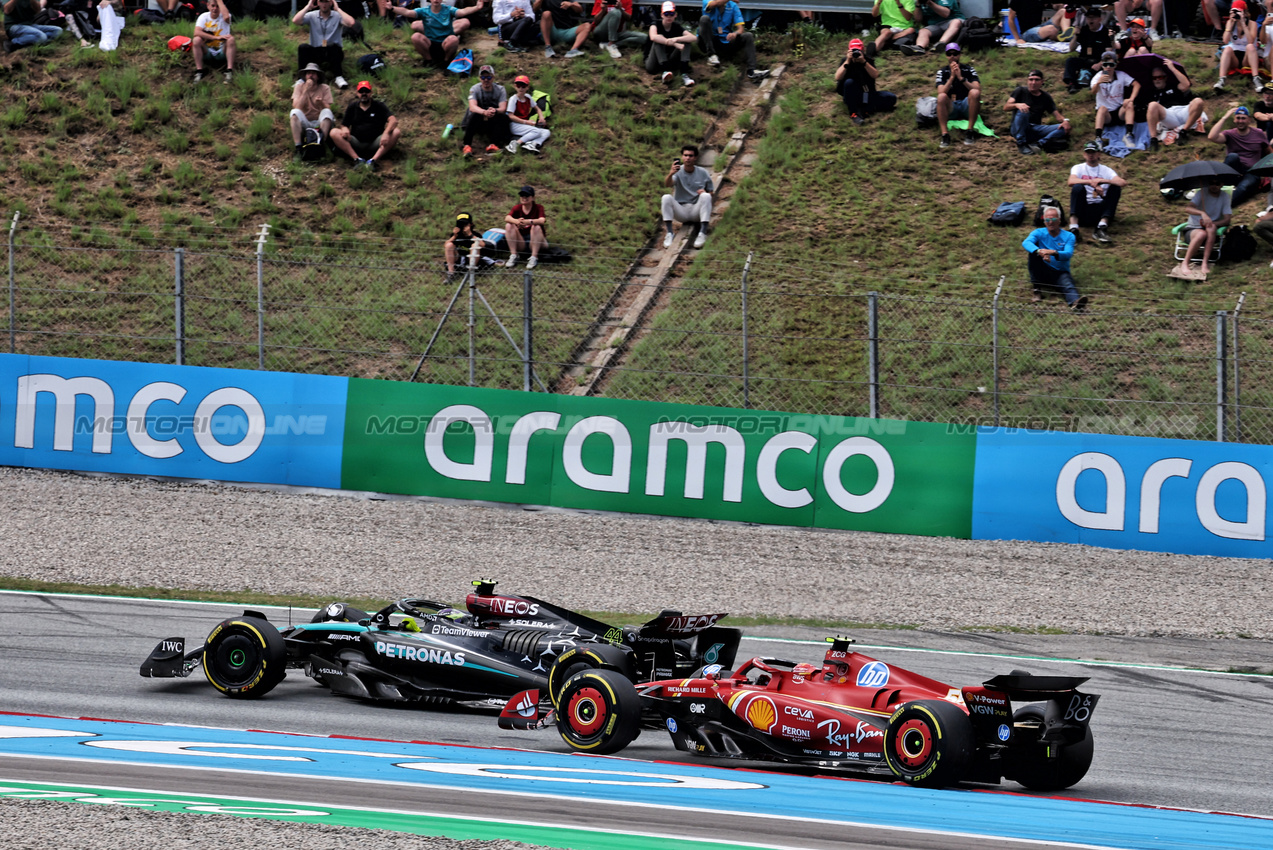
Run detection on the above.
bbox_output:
[1057,452,1266,541]
[12,374,266,463]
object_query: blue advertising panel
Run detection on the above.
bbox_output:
[0,355,346,488]
[973,428,1273,558]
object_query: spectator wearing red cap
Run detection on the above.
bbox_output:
[834,38,897,125]
[1214,0,1263,91]
[1208,105,1270,206]
[1114,16,1153,56]
[648,2,698,86]
[935,42,982,147]
[506,75,551,154]
[1112,2,1162,39]
[331,80,401,170]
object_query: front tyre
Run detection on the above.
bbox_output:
[555,668,641,755]
[1007,705,1095,791]
[884,700,974,787]
[202,616,287,698]
[546,643,634,710]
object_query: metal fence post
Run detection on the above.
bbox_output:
[868,291,879,419]
[523,266,533,392]
[255,223,270,370]
[992,275,1004,428]
[1216,310,1227,442]
[8,212,18,355]
[741,251,752,410]
[1232,293,1245,443]
[175,247,185,366]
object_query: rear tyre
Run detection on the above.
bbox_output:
[883,700,974,787]
[555,668,641,755]
[202,616,287,698]
[1007,705,1095,791]
[547,643,634,710]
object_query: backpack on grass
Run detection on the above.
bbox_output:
[958,17,998,51]
[300,128,326,162]
[988,201,1026,226]
[915,96,937,128]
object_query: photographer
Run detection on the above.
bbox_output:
[1214,0,1261,91]
[835,38,897,124]
[445,213,487,281]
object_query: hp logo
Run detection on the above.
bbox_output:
[855,661,891,688]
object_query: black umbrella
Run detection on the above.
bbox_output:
[1117,53,1189,90]
[1248,151,1273,177]
[1159,160,1241,191]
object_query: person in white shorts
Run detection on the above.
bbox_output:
[1215,0,1263,91]
[1145,61,1207,143]
[290,63,335,156]
[192,0,235,83]
[505,74,551,154]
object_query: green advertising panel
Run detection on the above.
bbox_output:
[342,380,976,538]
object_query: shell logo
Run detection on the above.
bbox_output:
[745,696,777,732]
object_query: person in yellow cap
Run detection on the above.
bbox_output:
[506,75,551,154]
[445,212,488,280]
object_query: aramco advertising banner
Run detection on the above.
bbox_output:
[339,381,977,537]
[0,354,346,487]
[4,354,1273,558]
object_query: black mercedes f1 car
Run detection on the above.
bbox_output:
[140,580,741,710]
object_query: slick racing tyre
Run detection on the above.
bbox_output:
[556,668,641,755]
[884,700,974,787]
[202,616,287,698]
[547,644,634,710]
[1007,705,1095,791]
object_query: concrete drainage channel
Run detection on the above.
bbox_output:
[557,65,787,396]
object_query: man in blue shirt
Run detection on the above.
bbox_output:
[1023,205,1088,311]
[391,0,485,68]
[698,0,769,82]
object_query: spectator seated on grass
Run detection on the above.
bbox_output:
[506,73,550,153]
[1208,105,1269,206]
[330,79,400,169]
[661,144,713,250]
[1114,16,1153,56]
[835,38,896,125]
[293,0,354,90]
[445,212,488,280]
[291,62,335,160]
[1114,1,1162,39]
[1253,85,1273,135]
[1067,140,1126,244]
[1006,68,1071,155]
[1091,51,1138,145]
[192,0,236,83]
[935,43,982,148]
[647,1,697,87]
[391,0,484,69]
[462,64,512,156]
[698,0,769,82]
[1251,197,1273,267]
[1172,180,1231,279]
[504,185,547,269]
[1023,205,1089,312]
[3,0,64,52]
[493,0,538,51]
[866,0,916,58]
[1064,7,1113,94]
[590,0,645,58]
[537,0,591,58]
[1144,60,1207,144]
[1005,0,1064,44]
[898,0,962,56]
[1213,0,1262,91]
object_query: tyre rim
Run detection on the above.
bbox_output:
[212,634,260,686]
[895,718,934,768]
[566,687,607,737]
[228,648,247,669]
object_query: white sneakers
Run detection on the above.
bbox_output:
[544,46,557,58]
[663,231,674,248]
[526,256,538,269]
[707,54,720,66]
[506,140,520,154]
[564,49,585,58]
[602,42,622,58]
[683,75,694,87]
[334,75,348,89]
[662,71,673,84]
[693,229,707,248]
[505,257,517,268]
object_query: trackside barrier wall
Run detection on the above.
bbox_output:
[1,354,1270,559]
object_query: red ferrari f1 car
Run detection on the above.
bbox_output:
[500,636,1099,790]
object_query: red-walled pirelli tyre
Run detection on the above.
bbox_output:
[555,668,641,755]
[1007,705,1095,791]
[202,617,287,698]
[546,643,633,711]
[884,699,975,787]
